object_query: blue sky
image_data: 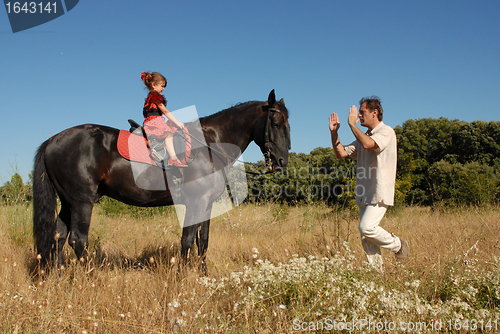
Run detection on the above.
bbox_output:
[1,0,499,184]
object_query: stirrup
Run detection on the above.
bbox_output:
[150,148,163,162]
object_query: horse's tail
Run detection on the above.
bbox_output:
[33,140,57,265]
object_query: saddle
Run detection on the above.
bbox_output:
[125,119,192,169]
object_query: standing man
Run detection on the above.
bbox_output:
[329,96,408,268]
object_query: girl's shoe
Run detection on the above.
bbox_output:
[168,158,187,167]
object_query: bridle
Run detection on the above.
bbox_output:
[262,105,282,169]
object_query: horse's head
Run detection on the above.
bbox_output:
[256,90,291,172]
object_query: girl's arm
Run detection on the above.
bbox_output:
[158,104,184,129]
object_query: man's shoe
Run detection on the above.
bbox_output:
[395,239,409,261]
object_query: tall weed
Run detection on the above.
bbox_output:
[0,203,499,333]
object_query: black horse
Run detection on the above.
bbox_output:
[33,90,291,271]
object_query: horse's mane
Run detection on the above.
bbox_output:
[199,100,289,125]
[199,101,262,124]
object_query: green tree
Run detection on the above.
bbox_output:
[246,148,358,206]
[1,173,31,205]
[395,118,500,205]
[428,161,500,205]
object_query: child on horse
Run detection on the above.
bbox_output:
[141,71,187,167]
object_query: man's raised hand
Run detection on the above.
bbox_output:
[329,113,341,132]
[348,105,359,126]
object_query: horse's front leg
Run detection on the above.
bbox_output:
[179,168,223,272]
[195,220,210,275]
[180,197,213,271]
[196,203,213,275]
[180,224,200,265]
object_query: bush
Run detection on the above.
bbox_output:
[96,196,174,217]
[1,173,32,205]
[428,161,500,205]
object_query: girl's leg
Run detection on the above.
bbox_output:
[165,134,179,161]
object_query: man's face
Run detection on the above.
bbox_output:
[358,102,378,128]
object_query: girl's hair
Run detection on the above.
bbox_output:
[141,72,167,90]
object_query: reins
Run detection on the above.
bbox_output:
[175,129,271,176]
[174,106,283,176]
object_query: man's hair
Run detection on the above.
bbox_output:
[359,96,383,121]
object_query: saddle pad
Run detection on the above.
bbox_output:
[117,130,156,165]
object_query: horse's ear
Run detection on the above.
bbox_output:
[279,98,285,106]
[268,89,276,106]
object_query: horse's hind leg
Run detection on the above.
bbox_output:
[54,201,71,266]
[67,202,94,262]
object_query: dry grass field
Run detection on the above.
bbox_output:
[1,202,499,333]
